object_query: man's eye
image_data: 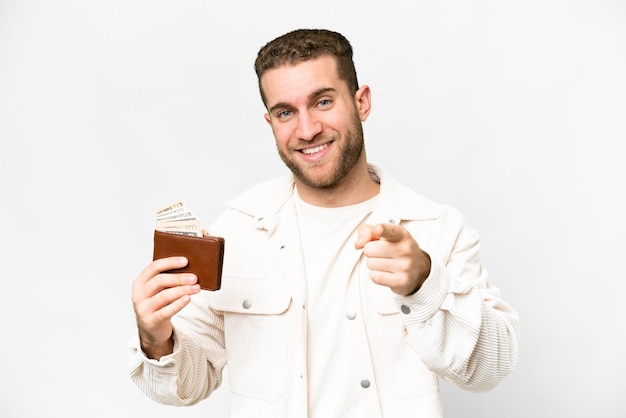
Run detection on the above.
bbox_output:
[278,110,293,118]
[318,99,331,107]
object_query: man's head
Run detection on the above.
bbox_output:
[256,29,374,205]
[254,29,359,106]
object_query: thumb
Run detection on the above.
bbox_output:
[355,223,384,249]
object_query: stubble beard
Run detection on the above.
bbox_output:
[277,111,364,190]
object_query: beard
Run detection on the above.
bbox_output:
[277,109,365,189]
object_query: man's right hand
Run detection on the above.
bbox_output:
[131,257,201,359]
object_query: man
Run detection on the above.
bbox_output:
[129,29,519,417]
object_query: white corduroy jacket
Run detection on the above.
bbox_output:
[129,165,520,417]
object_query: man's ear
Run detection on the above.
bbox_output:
[264,113,272,125]
[354,85,372,122]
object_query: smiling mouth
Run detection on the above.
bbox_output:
[300,143,329,155]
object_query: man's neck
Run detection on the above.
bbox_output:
[295,164,380,208]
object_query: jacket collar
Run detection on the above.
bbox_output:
[226,164,441,232]
[372,164,441,224]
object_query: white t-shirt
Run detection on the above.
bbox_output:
[293,189,383,418]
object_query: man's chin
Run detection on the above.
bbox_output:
[293,168,339,189]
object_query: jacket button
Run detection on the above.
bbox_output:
[400,304,411,314]
[346,310,356,320]
[242,299,252,309]
[361,379,371,388]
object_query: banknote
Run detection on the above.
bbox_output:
[156,200,207,237]
[156,201,186,216]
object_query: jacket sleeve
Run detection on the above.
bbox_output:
[394,210,520,392]
[128,291,227,405]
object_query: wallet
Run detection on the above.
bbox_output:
[152,229,225,291]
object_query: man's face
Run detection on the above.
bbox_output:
[261,56,370,190]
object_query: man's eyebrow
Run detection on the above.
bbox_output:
[309,87,336,100]
[268,87,337,114]
[268,101,291,114]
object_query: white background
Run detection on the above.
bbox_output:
[1,1,625,417]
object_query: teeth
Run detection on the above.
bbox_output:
[301,144,328,155]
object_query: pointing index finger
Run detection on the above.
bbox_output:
[376,223,404,242]
[355,223,404,249]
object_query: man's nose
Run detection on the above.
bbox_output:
[295,111,322,141]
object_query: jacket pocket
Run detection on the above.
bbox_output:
[209,275,293,403]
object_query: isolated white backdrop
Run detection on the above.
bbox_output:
[1,1,624,417]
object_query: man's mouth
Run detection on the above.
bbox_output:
[300,143,329,155]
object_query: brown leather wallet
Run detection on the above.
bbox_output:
[152,229,225,291]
